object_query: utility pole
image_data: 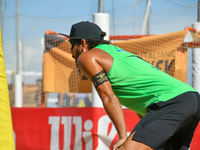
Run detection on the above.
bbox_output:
[16,0,20,73]
[15,0,23,107]
[146,3,150,35]
[98,0,104,13]
[141,0,151,35]
[198,0,200,22]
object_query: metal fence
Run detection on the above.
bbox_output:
[1,0,198,107]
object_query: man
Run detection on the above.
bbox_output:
[59,21,200,150]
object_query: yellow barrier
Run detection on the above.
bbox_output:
[0,28,15,150]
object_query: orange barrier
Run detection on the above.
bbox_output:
[43,28,200,94]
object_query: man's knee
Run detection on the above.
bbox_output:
[118,140,153,150]
[118,131,153,150]
[118,144,127,150]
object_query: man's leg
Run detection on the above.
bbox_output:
[119,132,153,150]
[118,92,200,150]
[164,92,200,150]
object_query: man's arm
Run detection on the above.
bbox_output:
[96,81,127,139]
[77,52,127,147]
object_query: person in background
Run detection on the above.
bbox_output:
[8,84,14,106]
[58,93,77,107]
[76,93,92,107]
[35,79,42,107]
[58,93,65,107]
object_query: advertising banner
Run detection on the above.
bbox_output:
[11,107,138,150]
[11,107,200,150]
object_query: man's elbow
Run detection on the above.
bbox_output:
[137,113,143,119]
[101,94,117,106]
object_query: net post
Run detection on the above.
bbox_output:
[92,13,110,107]
[14,74,23,107]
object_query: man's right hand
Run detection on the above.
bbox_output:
[112,138,127,150]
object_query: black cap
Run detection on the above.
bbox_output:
[59,21,105,40]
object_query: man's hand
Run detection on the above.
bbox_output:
[112,138,127,150]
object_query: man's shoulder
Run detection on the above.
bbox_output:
[78,48,110,64]
[77,49,97,64]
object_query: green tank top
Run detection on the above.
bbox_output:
[95,44,197,116]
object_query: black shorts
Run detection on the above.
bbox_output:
[131,91,200,150]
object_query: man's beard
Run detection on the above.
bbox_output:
[75,59,81,75]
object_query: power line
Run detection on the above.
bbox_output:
[112,0,115,36]
[164,0,196,8]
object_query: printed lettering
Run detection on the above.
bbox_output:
[165,59,174,73]
[73,117,82,150]
[137,50,175,59]
[48,116,127,150]
[83,120,93,150]
[49,116,60,150]
[156,60,164,70]
[61,117,71,150]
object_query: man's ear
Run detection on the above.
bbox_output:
[81,39,89,50]
[81,39,86,46]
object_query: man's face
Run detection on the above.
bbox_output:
[69,40,82,60]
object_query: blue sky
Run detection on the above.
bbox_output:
[0,0,198,84]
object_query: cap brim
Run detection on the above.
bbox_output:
[59,33,70,38]
[59,33,82,40]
